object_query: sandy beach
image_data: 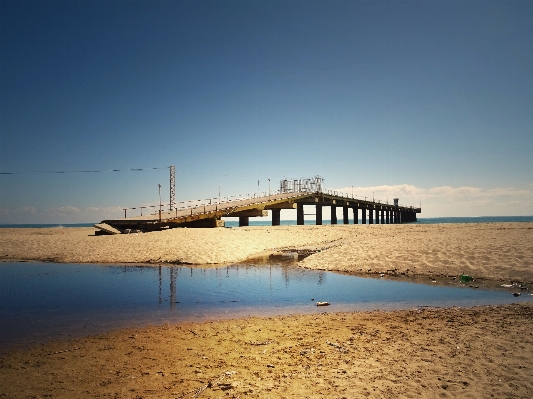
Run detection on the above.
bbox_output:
[1,222,533,397]
[1,222,532,282]
[1,304,532,398]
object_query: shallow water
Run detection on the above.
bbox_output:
[0,260,531,351]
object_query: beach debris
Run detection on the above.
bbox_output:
[316,301,330,307]
[93,223,121,235]
[460,275,473,282]
[246,340,273,346]
[513,292,521,297]
[327,340,349,353]
[501,284,514,288]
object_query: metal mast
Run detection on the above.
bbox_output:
[169,165,176,211]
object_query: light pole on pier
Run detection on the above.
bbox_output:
[158,184,162,222]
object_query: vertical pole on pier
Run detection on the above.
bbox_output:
[272,209,281,226]
[330,205,337,225]
[316,204,322,225]
[297,203,304,225]
[239,216,249,227]
[169,165,176,211]
[362,208,367,224]
[353,206,358,224]
[369,208,374,224]
[343,206,349,224]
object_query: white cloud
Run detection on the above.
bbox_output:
[332,184,533,217]
[51,206,80,214]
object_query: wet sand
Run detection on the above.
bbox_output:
[1,304,532,398]
[1,223,532,397]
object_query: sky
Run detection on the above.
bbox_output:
[1,0,532,223]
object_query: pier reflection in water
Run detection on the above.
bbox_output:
[0,259,531,350]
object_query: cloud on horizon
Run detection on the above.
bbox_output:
[1,185,532,223]
[0,205,125,224]
[332,184,533,217]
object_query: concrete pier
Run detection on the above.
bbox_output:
[331,205,337,224]
[343,206,349,224]
[272,208,281,226]
[98,190,421,233]
[297,203,304,225]
[316,205,323,225]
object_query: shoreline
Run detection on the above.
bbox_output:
[1,222,532,283]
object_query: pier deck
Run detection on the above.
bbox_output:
[97,191,421,233]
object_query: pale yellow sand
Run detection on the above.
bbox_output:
[1,304,532,398]
[300,222,533,283]
[1,223,533,398]
[1,222,532,282]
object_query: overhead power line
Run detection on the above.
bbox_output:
[0,167,169,175]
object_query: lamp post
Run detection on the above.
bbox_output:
[268,179,271,199]
[158,184,162,222]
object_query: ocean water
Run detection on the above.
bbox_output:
[1,216,531,229]
[223,216,533,228]
[0,223,95,228]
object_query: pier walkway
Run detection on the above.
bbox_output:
[96,190,421,234]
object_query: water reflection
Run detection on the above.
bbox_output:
[0,260,531,352]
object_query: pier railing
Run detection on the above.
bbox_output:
[121,190,420,219]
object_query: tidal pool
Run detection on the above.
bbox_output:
[0,260,530,351]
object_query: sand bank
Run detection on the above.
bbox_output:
[1,222,532,282]
[1,304,532,398]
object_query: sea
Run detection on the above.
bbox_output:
[1,216,531,229]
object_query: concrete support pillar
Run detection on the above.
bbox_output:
[297,203,304,225]
[381,209,385,224]
[369,208,373,224]
[353,207,358,224]
[316,204,322,225]
[272,209,281,226]
[362,208,367,224]
[239,216,249,227]
[375,208,380,224]
[343,206,349,224]
[386,209,390,224]
[330,206,337,225]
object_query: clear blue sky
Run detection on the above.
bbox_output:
[1,0,532,223]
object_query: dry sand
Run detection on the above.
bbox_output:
[1,222,532,282]
[1,222,533,397]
